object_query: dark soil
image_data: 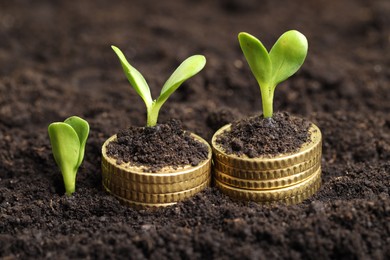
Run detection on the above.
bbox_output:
[216,112,311,157]
[1,0,390,259]
[106,119,209,172]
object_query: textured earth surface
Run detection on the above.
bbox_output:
[0,0,389,259]
[106,119,209,172]
[215,112,311,157]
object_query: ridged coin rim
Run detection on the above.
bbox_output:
[259,179,321,205]
[103,167,210,194]
[214,151,321,180]
[215,167,321,202]
[103,178,210,203]
[214,162,320,190]
[108,193,177,209]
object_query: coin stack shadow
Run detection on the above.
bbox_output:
[102,134,212,208]
[212,124,322,205]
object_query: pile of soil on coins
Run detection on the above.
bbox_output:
[216,112,311,157]
[106,119,209,172]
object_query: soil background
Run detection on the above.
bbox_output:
[1,0,389,259]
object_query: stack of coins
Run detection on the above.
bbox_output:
[102,134,212,208]
[212,123,322,205]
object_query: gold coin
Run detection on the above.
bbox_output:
[102,133,212,184]
[283,179,321,205]
[215,167,321,202]
[103,178,210,204]
[214,152,321,180]
[214,162,320,190]
[103,168,210,194]
[108,192,177,209]
[212,123,322,171]
[107,178,320,207]
[260,178,321,205]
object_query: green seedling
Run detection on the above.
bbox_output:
[112,45,206,127]
[48,116,89,196]
[238,30,308,118]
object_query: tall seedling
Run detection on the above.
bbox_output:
[112,46,206,126]
[238,30,308,118]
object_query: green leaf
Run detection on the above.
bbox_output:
[48,116,90,196]
[48,123,80,195]
[64,116,89,167]
[269,30,308,87]
[111,45,153,108]
[238,32,272,89]
[157,55,206,106]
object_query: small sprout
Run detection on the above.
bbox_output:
[111,45,206,127]
[48,116,89,196]
[238,30,308,118]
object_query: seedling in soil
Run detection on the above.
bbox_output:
[238,30,308,118]
[112,46,206,127]
[48,116,89,196]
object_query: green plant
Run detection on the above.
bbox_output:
[48,116,89,196]
[112,46,206,127]
[238,30,308,118]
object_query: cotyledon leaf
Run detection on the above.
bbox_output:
[48,123,80,176]
[64,116,89,167]
[111,45,153,107]
[157,55,206,106]
[238,32,272,90]
[269,30,308,87]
